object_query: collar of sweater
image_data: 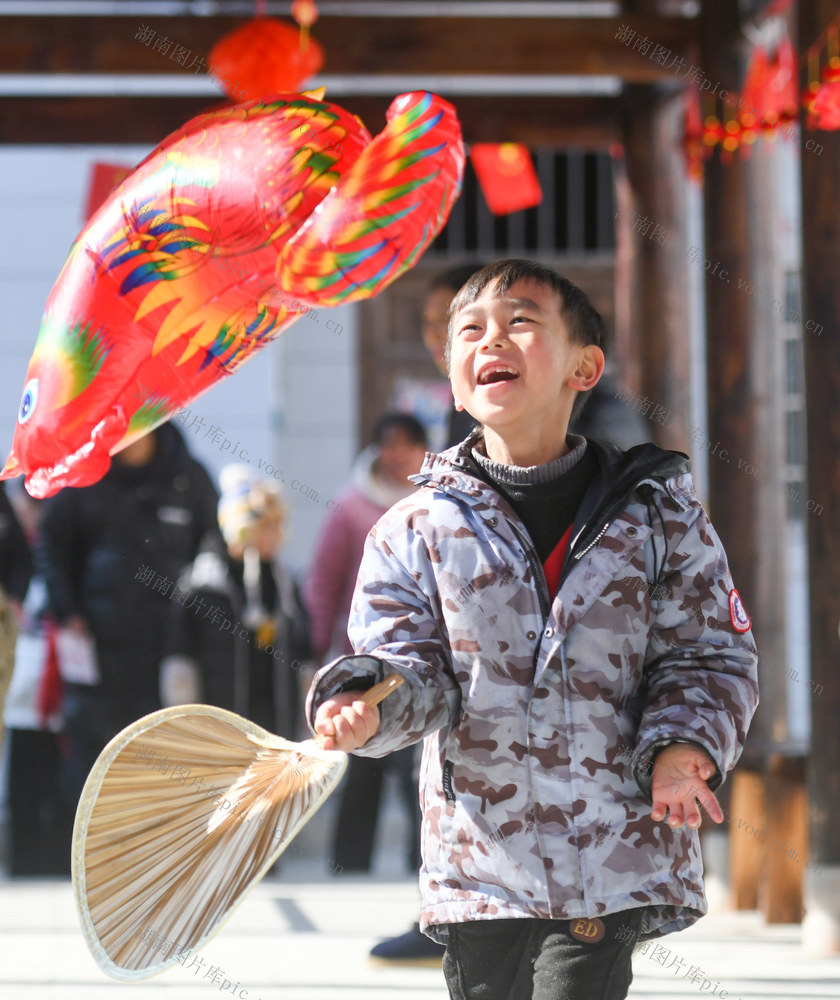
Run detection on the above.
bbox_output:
[471,434,588,485]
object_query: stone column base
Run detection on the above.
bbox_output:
[802,866,840,956]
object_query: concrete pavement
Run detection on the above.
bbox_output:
[2,867,840,1000]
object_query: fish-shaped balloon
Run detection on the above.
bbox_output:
[2,90,464,498]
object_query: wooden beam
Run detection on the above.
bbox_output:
[799,0,840,959]
[701,0,791,922]
[615,85,691,450]
[0,95,619,147]
[0,14,696,81]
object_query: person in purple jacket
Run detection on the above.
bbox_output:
[307,259,758,1000]
[305,413,427,874]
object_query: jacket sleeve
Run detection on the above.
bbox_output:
[305,507,461,758]
[633,481,759,798]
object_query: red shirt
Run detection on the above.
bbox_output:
[542,524,573,600]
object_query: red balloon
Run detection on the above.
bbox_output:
[1,91,464,498]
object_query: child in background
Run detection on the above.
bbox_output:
[162,467,310,737]
[307,259,758,1000]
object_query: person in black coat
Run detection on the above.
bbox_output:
[0,482,33,608]
[37,422,221,803]
[0,482,34,746]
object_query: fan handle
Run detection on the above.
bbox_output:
[359,672,404,706]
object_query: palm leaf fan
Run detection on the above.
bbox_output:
[72,673,403,981]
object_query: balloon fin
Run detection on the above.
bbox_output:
[0,452,21,481]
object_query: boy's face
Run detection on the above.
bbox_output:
[448,278,603,442]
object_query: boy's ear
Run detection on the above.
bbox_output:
[567,345,605,393]
[453,398,465,412]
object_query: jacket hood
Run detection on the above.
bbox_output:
[414,428,689,506]
[411,429,692,578]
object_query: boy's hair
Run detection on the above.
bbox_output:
[444,258,607,419]
[371,412,428,449]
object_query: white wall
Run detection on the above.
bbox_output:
[0,146,358,578]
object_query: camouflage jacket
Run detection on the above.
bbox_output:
[306,438,759,942]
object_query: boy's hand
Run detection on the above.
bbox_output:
[650,743,724,829]
[313,691,380,752]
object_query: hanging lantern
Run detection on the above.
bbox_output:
[701,108,725,151]
[721,116,744,160]
[470,143,543,216]
[209,15,323,100]
[807,14,840,131]
[812,58,840,131]
[739,46,773,136]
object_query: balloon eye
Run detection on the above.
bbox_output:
[18,379,39,425]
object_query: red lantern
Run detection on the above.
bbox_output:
[208,17,324,100]
[470,143,543,215]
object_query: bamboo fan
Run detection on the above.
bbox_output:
[72,673,403,982]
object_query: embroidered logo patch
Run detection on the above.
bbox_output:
[729,588,751,633]
[569,917,606,943]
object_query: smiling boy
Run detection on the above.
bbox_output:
[306,259,758,1000]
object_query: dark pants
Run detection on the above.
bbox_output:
[442,909,644,1000]
[6,728,73,876]
[332,746,421,872]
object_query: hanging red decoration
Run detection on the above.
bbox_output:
[470,143,543,215]
[84,163,133,221]
[682,87,704,183]
[739,46,772,138]
[804,12,840,131]
[766,36,799,128]
[812,61,840,130]
[208,17,324,100]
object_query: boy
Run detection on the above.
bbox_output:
[306,259,758,1000]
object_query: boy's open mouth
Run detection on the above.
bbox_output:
[477,365,520,385]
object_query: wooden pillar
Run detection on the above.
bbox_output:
[615,85,691,449]
[798,0,840,957]
[700,0,789,916]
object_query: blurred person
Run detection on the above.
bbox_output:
[3,490,69,875]
[160,466,310,738]
[422,264,486,448]
[305,413,427,875]
[569,364,653,449]
[0,482,34,746]
[37,422,220,814]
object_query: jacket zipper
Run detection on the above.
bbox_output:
[572,520,611,563]
[506,518,551,622]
